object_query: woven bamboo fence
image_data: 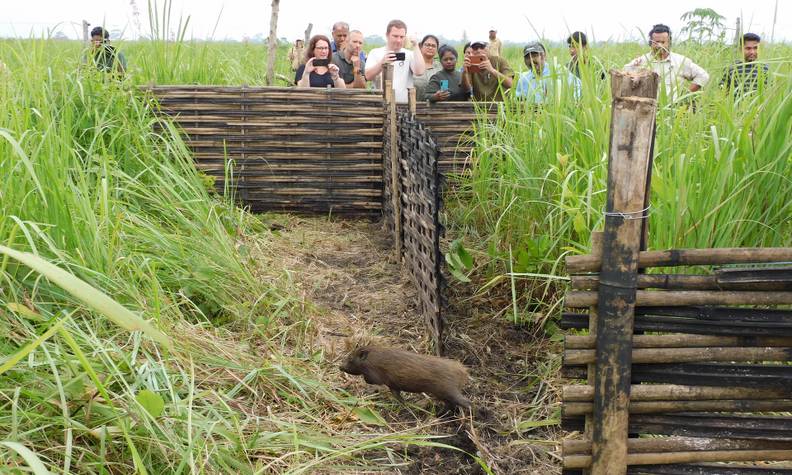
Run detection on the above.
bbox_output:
[383,84,445,354]
[142,86,385,215]
[560,70,792,474]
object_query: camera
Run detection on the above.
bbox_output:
[313,58,330,67]
[394,52,406,61]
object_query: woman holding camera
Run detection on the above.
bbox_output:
[295,35,346,88]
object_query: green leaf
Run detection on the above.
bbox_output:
[135,389,165,418]
[573,211,587,236]
[352,407,386,426]
[0,245,171,349]
[0,441,53,475]
[456,242,474,270]
[448,267,471,283]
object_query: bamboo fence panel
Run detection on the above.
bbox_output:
[143,86,385,215]
[414,101,498,175]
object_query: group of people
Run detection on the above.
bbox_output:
[291,20,771,104]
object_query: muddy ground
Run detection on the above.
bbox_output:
[261,215,563,474]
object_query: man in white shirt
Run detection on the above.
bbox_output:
[365,19,426,103]
[624,24,709,101]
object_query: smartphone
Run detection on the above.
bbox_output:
[440,80,449,91]
[468,55,482,73]
[394,52,406,61]
[313,58,329,67]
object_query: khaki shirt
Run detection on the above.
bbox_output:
[487,38,503,58]
[470,55,513,101]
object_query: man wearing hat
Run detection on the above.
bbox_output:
[486,28,502,58]
[515,41,580,103]
[461,39,513,101]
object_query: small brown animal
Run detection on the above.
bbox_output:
[340,345,471,412]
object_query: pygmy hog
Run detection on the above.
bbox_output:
[340,345,471,412]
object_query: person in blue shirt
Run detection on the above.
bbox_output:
[515,42,581,103]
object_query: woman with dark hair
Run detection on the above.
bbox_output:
[423,45,468,102]
[295,35,346,88]
[413,34,441,99]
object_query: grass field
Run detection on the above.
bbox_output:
[0,21,790,473]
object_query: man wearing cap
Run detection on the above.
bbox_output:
[461,39,513,101]
[486,28,502,58]
[624,24,709,101]
[567,31,606,80]
[515,42,581,103]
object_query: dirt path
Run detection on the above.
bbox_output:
[262,215,561,474]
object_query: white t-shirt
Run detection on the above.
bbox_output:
[367,47,416,104]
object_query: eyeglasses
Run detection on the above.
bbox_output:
[315,46,330,50]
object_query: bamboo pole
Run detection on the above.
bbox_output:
[567,248,792,273]
[585,231,603,447]
[565,450,792,469]
[590,70,658,475]
[564,399,792,415]
[571,273,792,291]
[565,290,792,307]
[565,334,792,349]
[564,436,792,455]
[565,346,792,365]
[563,384,788,402]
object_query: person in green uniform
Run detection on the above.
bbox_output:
[89,26,127,77]
[423,45,469,102]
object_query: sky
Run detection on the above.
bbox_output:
[1,0,789,43]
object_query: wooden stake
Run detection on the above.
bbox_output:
[303,23,313,45]
[265,0,280,86]
[384,69,402,259]
[591,70,658,475]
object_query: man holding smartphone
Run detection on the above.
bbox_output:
[365,19,426,103]
[332,30,367,88]
[461,39,513,101]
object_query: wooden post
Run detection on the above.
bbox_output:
[591,70,658,475]
[83,20,90,46]
[265,0,280,86]
[407,88,417,117]
[384,65,402,259]
[304,23,313,45]
[584,231,603,456]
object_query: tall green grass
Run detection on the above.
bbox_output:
[447,42,791,320]
[0,30,451,475]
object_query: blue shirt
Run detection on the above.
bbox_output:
[515,64,581,103]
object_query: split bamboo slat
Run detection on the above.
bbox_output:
[143,86,385,216]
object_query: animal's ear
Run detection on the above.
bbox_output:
[358,349,369,360]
